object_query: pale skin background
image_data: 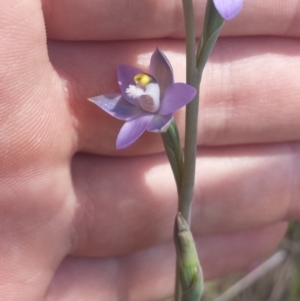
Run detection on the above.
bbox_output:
[1,0,300,300]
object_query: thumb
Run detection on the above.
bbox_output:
[0,0,73,171]
[0,0,49,99]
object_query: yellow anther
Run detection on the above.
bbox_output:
[134,73,153,86]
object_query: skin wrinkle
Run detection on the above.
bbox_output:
[58,76,81,153]
[204,47,236,144]
[117,257,132,301]
[199,37,300,145]
[169,0,185,38]
[71,152,175,256]
[191,144,293,233]
[46,256,124,301]
[41,0,300,40]
[72,179,97,256]
[46,0,162,40]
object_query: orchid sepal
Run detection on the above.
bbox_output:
[88,94,142,121]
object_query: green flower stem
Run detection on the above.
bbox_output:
[174,2,199,301]
[179,0,224,224]
[170,1,225,300]
[179,0,198,225]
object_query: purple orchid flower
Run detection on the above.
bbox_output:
[213,0,244,20]
[89,49,196,149]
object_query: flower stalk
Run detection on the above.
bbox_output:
[179,0,226,225]
[173,0,244,300]
[179,0,199,224]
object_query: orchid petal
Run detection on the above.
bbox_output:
[147,113,173,132]
[116,114,153,149]
[159,83,196,115]
[213,0,243,20]
[89,94,142,120]
[149,48,174,99]
[117,65,143,106]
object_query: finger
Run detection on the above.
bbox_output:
[47,223,286,301]
[42,0,300,40]
[48,37,300,155]
[71,142,300,257]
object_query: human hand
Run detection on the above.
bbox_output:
[1,0,299,300]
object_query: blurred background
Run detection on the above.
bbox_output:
[202,221,300,301]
